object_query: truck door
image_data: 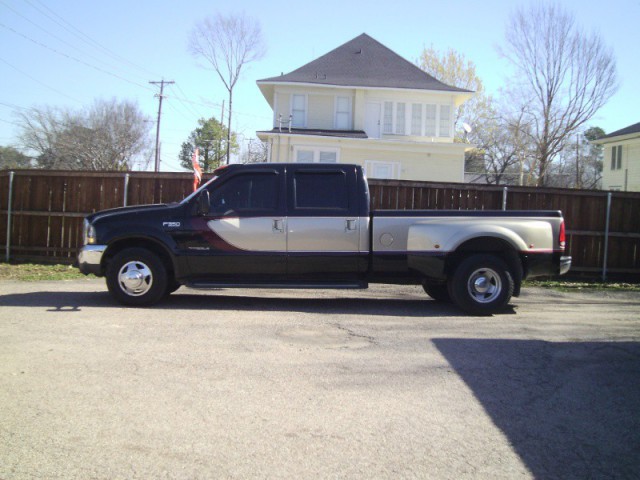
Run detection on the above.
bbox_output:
[186,168,287,283]
[286,165,363,284]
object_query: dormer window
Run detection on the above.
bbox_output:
[382,101,452,138]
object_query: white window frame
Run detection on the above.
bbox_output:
[438,104,452,137]
[293,146,340,163]
[291,94,307,128]
[364,160,401,179]
[334,96,352,130]
[379,101,454,138]
[383,101,393,134]
[611,145,623,170]
[411,103,423,136]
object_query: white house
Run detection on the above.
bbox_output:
[256,34,473,181]
[593,122,640,191]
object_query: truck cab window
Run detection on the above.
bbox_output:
[294,171,348,210]
[209,173,278,215]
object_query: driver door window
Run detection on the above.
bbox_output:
[209,173,278,216]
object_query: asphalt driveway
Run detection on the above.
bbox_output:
[1,279,639,479]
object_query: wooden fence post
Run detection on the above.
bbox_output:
[124,173,130,207]
[602,192,612,282]
[5,171,14,262]
[502,187,508,210]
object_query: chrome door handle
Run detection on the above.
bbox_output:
[272,219,284,233]
[345,219,357,231]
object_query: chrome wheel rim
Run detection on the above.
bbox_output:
[118,261,153,297]
[467,267,502,304]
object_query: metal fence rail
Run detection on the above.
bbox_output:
[2,169,639,281]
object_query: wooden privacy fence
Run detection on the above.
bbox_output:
[2,169,640,281]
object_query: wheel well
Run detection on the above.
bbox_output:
[446,236,523,293]
[103,238,175,279]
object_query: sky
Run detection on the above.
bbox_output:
[1,0,638,173]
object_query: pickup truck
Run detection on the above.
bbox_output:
[77,163,571,315]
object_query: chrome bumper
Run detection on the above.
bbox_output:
[560,256,572,275]
[77,245,107,276]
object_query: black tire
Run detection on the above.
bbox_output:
[423,283,452,303]
[106,248,168,306]
[448,254,514,316]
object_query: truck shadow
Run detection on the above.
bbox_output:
[433,338,640,479]
[0,290,484,318]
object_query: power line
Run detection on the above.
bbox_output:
[0,0,141,81]
[0,22,155,92]
[0,56,83,103]
[22,0,163,78]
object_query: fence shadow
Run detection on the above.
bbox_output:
[433,338,640,479]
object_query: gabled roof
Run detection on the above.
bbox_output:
[601,122,640,139]
[257,33,471,93]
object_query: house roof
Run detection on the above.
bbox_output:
[257,33,471,93]
[257,128,368,139]
[601,122,640,140]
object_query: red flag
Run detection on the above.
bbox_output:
[192,147,202,192]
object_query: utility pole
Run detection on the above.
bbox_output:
[150,79,175,172]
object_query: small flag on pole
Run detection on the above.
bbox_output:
[192,147,202,192]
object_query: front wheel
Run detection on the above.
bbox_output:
[106,248,168,306]
[448,254,514,316]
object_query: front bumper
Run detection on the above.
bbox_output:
[77,244,107,276]
[560,256,572,275]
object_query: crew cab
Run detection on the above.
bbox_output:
[77,163,571,315]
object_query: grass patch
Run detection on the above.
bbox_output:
[0,262,92,281]
[524,279,640,292]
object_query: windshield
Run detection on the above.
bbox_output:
[180,175,220,204]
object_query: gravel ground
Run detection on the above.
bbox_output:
[1,279,639,479]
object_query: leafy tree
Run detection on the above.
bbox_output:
[17,99,152,170]
[0,146,31,169]
[188,12,265,164]
[547,126,605,189]
[500,3,617,186]
[417,46,493,142]
[179,117,238,172]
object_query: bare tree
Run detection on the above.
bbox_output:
[467,104,536,185]
[241,138,269,164]
[501,2,617,186]
[189,13,265,164]
[17,99,153,170]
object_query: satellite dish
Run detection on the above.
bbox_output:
[462,123,472,133]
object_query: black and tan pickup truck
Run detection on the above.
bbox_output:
[78,163,571,315]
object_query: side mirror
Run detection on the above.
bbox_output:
[197,190,210,216]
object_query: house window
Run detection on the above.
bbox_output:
[411,104,422,136]
[383,102,393,134]
[296,150,314,163]
[396,103,406,135]
[611,145,622,170]
[335,96,352,130]
[425,105,437,136]
[291,94,306,127]
[364,161,400,179]
[439,105,451,137]
[295,147,339,163]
